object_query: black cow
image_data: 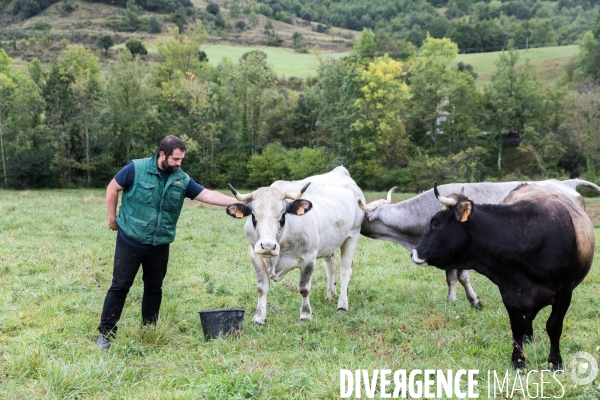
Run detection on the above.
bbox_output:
[411,183,595,371]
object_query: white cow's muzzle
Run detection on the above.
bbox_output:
[255,241,279,258]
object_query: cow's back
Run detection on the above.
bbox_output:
[272,166,365,256]
[501,184,595,280]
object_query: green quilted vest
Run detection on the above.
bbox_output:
[116,153,191,246]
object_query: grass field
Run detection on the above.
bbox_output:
[1,189,599,398]
[111,43,347,78]
[200,45,347,79]
[196,44,577,82]
[457,45,579,86]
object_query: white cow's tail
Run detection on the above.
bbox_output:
[569,179,600,194]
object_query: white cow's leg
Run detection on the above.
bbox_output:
[252,259,270,324]
[337,234,360,311]
[323,254,337,302]
[298,261,315,321]
[457,269,482,309]
[446,269,458,302]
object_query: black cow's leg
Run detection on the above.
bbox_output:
[524,315,535,344]
[298,261,315,321]
[506,307,527,371]
[546,290,573,371]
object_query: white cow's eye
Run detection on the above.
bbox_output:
[279,214,285,227]
[251,214,257,227]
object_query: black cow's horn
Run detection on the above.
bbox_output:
[434,182,457,207]
[228,183,253,202]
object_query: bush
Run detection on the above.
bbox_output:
[234,20,246,31]
[61,0,74,13]
[214,13,226,28]
[254,3,272,17]
[7,149,56,189]
[247,143,331,187]
[34,21,52,30]
[266,34,283,47]
[96,34,114,53]
[148,16,162,33]
[247,142,290,187]
[125,38,147,55]
[229,2,241,18]
[404,147,490,192]
[286,147,330,180]
[13,0,41,18]
[206,2,220,15]
[274,11,291,24]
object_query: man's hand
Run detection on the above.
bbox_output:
[108,218,118,231]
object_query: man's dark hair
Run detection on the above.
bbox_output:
[158,135,187,157]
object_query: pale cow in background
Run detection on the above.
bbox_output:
[227,166,365,324]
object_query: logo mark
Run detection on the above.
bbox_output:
[570,352,598,385]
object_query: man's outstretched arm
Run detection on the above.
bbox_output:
[194,189,240,207]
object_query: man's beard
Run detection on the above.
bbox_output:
[161,159,178,173]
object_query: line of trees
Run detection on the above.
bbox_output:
[260,0,599,52]
[1,22,599,191]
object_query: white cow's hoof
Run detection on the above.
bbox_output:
[300,316,312,322]
[337,300,348,311]
[252,315,266,325]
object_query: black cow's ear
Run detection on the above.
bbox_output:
[226,203,252,219]
[286,199,312,216]
[455,200,473,222]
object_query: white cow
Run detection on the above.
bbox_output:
[226,166,365,324]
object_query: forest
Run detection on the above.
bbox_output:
[1,13,600,191]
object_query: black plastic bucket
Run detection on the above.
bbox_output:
[198,308,245,340]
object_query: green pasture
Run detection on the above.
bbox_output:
[1,190,599,398]
[111,42,577,81]
[457,45,579,86]
[113,42,347,78]
[200,45,348,78]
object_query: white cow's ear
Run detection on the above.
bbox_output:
[286,199,313,216]
[454,200,473,223]
[226,203,252,219]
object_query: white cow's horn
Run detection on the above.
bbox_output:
[358,186,397,211]
[434,182,456,207]
[386,186,397,203]
[228,183,253,202]
[285,182,311,200]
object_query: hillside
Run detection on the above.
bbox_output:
[0,0,583,84]
[0,0,358,52]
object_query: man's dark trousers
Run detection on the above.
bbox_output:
[98,235,170,335]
